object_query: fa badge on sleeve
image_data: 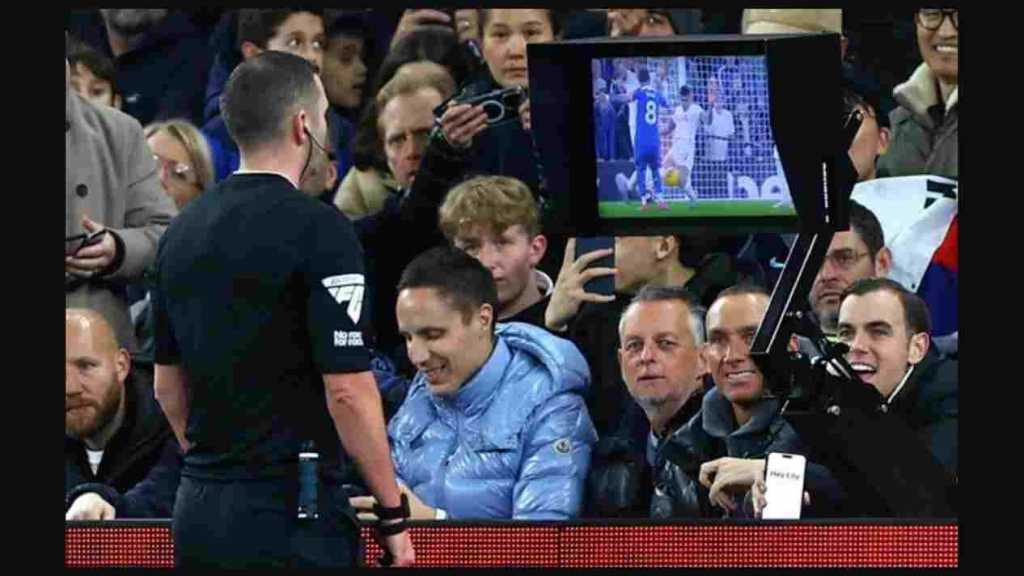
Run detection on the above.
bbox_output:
[322,274,365,324]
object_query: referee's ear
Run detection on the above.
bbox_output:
[292,109,308,149]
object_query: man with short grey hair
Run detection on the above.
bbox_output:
[616,285,708,517]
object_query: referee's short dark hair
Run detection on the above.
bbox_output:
[398,246,499,329]
[221,51,319,153]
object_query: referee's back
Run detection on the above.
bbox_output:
[153,172,367,480]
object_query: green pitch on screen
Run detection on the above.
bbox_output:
[598,200,797,218]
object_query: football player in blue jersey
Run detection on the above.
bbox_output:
[616,67,670,209]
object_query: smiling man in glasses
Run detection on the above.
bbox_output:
[878,8,958,179]
[807,201,892,345]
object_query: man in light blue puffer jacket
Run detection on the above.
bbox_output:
[354,246,597,520]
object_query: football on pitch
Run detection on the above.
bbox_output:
[663,168,681,187]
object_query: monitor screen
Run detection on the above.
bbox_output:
[528,33,843,236]
[592,55,796,220]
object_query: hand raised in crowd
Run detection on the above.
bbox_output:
[698,457,765,513]
[349,482,437,522]
[66,216,118,278]
[439,101,489,149]
[607,9,645,37]
[392,9,453,48]
[518,98,532,132]
[545,238,617,333]
[750,479,812,518]
[65,492,116,521]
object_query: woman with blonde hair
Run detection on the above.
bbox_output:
[131,120,214,365]
[144,120,214,209]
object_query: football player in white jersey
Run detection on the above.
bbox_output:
[663,85,706,206]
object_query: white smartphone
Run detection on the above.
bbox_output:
[761,452,807,520]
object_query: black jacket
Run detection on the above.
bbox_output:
[650,387,845,519]
[65,366,182,518]
[784,345,957,517]
[356,133,474,368]
[571,257,749,517]
[889,346,958,476]
[469,120,542,197]
[570,295,652,517]
[68,10,212,127]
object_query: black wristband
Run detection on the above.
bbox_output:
[373,492,410,521]
[376,519,408,537]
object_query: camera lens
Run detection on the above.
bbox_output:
[481,99,506,123]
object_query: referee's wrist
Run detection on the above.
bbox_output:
[373,492,410,521]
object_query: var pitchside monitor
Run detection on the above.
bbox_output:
[529,34,845,237]
[593,55,793,220]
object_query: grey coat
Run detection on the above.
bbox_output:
[66,89,177,351]
[877,63,958,180]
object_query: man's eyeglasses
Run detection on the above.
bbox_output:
[823,249,871,271]
[154,155,196,185]
[916,9,958,31]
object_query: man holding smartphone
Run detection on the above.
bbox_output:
[66,48,177,353]
[691,286,842,517]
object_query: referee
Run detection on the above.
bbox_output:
[152,52,415,568]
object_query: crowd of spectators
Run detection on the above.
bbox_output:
[66,7,958,527]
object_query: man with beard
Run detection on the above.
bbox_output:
[70,9,211,126]
[65,309,181,520]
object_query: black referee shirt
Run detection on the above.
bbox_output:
[152,173,371,480]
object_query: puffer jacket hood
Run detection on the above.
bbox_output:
[388,322,596,520]
[496,321,589,393]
